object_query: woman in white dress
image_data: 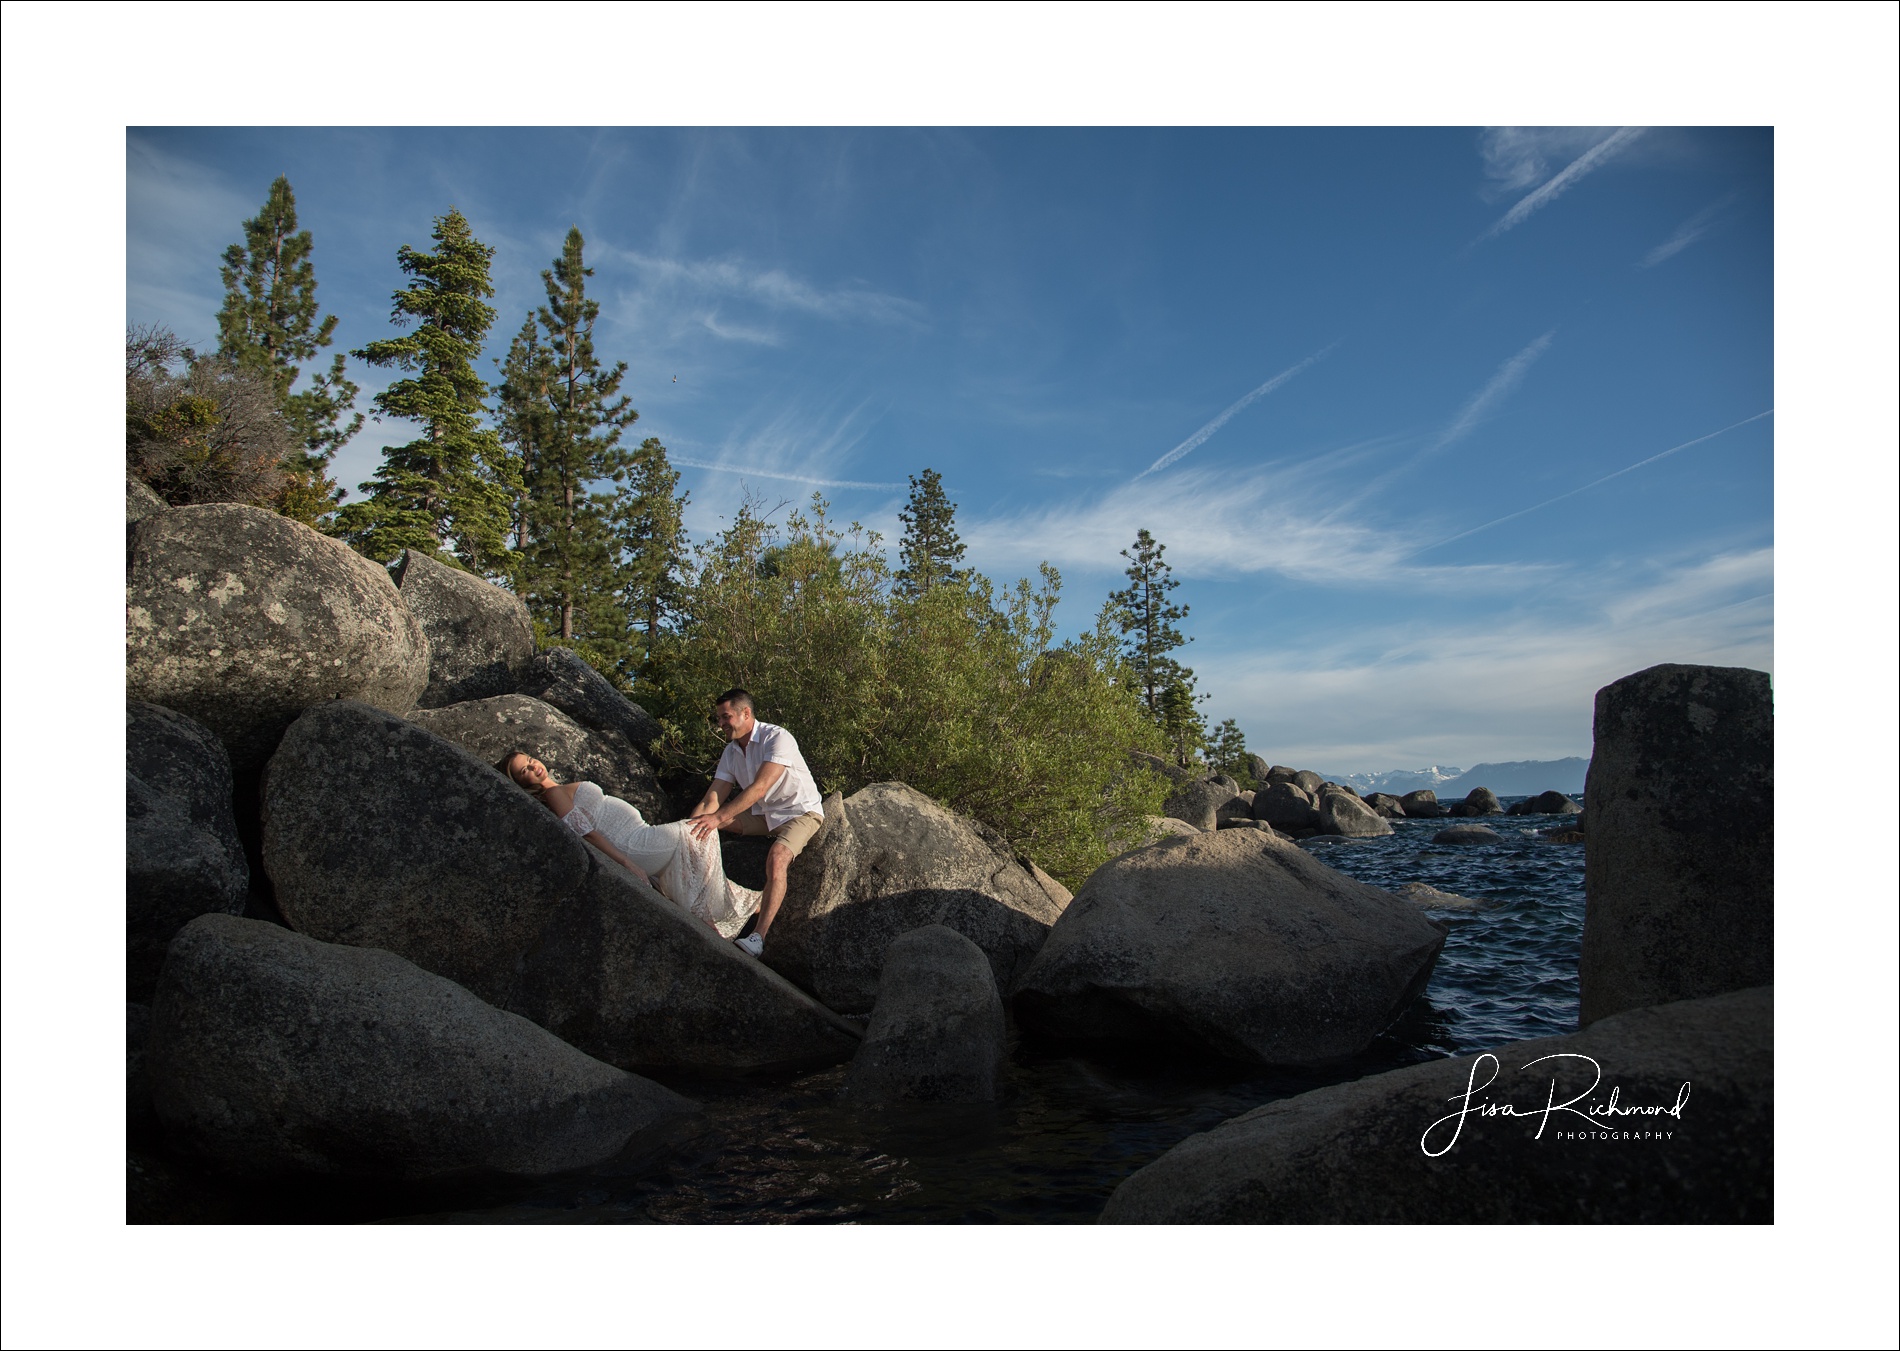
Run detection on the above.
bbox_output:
[499,752,762,940]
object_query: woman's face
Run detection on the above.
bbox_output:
[508,755,553,791]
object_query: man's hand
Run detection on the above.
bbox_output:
[686,810,725,840]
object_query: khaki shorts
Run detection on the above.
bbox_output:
[728,809,825,858]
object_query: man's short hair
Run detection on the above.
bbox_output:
[713,688,755,713]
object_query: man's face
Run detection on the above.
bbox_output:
[712,700,755,741]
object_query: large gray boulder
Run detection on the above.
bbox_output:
[1365,793,1407,819]
[394,549,534,708]
[1244,754,1273,784]
[128,1003,158,1137]
[1580,664,1772,1025]
[409,693,667,822]
[127,701,248,1000]
[1012,830,1444,1067]
[1264,765,1298,786]
[1290,770,1324,795]
[844,926,1008,1104]
[1252,781,1320,832]
[1163,778,1232,831]
[1214,791,1256,827]
[1317,790,1393,838]
[149,914,699,1180]
[1101,986,1771,1223]
[518,647,665,756]
[1399,790,1446,818]
[764,782,1065,1016]
[261,701,860,1072]
[126,504,429,778]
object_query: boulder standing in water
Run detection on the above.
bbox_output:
[1253,781,1320,833]
[262,700,860,1072]
[1399,790,1446,819]
[409,693,667,821]
[395,549,534,709]
[1101,985,1770,1223]
[126,503,428,777]
[1579,664,1773,1025]
[1509,790,1583,815]
[764,782,1064,1016]
[1450,787,1503,816]
[845,926,1008,1104]
[126,701,249,1001]
[149,915,700,1180]
[1012,830,1444,1067]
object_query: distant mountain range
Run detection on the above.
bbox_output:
[1316,758,1590,797]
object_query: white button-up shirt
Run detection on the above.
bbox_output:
[714,720,824,830]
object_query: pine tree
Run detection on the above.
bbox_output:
[496,227,643,663]
[334,209,515,572]
[1208,717,1251,784]
[1107,528,1194,712]
[617,436,689,673]
[215,175,361,524]
[894,468,968,597]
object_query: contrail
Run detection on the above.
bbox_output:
[1409,409,1774,557]
[1480,127,1647,242]
[669,456,902,491]
[1134,343,1337,481]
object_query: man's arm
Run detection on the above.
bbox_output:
[692,777,734,819]
[687,762,786,838]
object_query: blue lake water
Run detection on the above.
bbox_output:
[164,806,1586,1224]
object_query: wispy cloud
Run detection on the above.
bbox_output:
[669,456,901,491]
[1411,409,1774,556]
[1132,344,1336,481]
[1322,332,1553,520]
[1640,195,1736,268]
[1478,128,1647,242]
[1477,127,1618,199]
[963,457,1536,591]
[604,247,926,333]
[1195,547,1773,767]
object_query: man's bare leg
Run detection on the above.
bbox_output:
[754,840,793,938]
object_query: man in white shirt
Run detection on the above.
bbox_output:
[687,688,825,957]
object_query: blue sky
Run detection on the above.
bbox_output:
[127,126,1774,771]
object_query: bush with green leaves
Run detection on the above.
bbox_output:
[645,496,1170,888]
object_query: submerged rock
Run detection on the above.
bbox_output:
[262,700,860,1072]
[1395,882,1483,909]
[1580,664,1772,1025]
[764,783,1063,1016]
[126,503,428,778]
[1012,829,1444,1067]
[127,700,248,1000]
[395,549,534,709]
[1433,825,1500,845]
[149,914,699,1180]
[1101,986,1771,1223]
[409,693,667,822]
[845,926,1007,1104]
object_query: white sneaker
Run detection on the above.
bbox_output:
[735,933,764,958]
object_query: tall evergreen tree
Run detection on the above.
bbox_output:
[334,209,515,572]
[215,175,361,524]
[495,227,642,663]
[617,436,690,673]
[1107,528,1194,714]
[894,468,968,597]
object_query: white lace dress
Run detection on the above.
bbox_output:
[559,781,763,939]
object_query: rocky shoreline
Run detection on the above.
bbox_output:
[126,486,1772,1222]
